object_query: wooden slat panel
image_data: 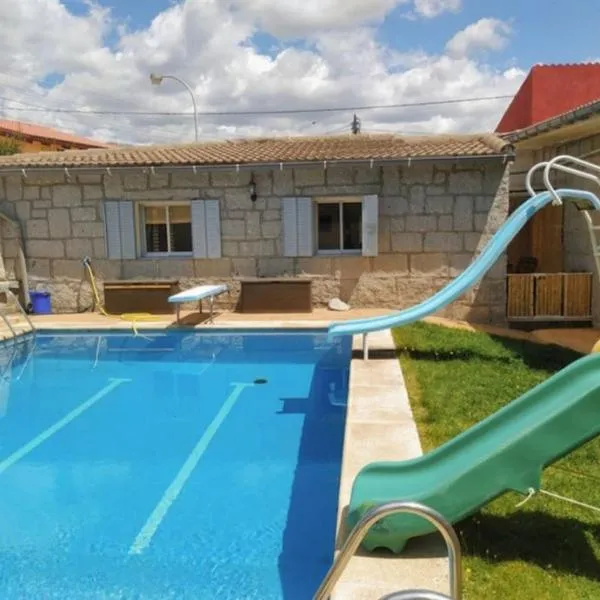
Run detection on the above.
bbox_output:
[534,274,563,316]
[531,205,563,272]
[564,273,593,317]
[507,274,534,317]
[507,196,534,273]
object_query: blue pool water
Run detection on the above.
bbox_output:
[0,330,351,599]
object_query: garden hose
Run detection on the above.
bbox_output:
[82,257,162,335]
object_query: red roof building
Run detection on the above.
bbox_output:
[0,119,109,151]
[495,63,600,133]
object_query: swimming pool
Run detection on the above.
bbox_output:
[0,329,351,599]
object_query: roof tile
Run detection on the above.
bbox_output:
[0,133,511,171]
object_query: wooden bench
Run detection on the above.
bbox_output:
[103,280,179,314]
[239,278,312,313]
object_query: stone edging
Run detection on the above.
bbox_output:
[330,330,448,599]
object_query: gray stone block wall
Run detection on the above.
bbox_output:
[0,160,510,323]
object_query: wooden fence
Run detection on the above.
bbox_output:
[507,273,593,320]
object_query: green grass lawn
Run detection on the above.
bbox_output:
[393,322,600,600]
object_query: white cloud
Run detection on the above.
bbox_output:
[0,0,111,80]
[446,18,512,58]
[233,0,403,38]
[413,0,461,18]
[0,0,524,145]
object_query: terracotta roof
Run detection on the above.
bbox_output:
[502,98,600,143]
[0,133,512,171]
[0,119,109,149]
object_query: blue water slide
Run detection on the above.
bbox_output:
[328,189,600,338]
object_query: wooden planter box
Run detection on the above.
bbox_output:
[103,280,179,315]
[239,278,312,313]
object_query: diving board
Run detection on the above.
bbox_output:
[168,284,228,324]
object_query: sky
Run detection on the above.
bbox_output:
[0,0,598,145]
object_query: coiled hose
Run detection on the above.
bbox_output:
[82,257,162,336]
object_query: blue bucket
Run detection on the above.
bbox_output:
[30,290,52,315]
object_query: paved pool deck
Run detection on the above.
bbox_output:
[14,309,600,598]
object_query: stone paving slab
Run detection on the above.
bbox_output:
[331,329,448,600]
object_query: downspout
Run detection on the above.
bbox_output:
[0,210,30,311]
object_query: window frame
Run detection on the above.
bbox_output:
[314,196,363,256]
[138,201,194,258]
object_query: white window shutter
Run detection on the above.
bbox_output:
[282,197,298,257]
[119,201,136,259]
[104,200,135,259]
[296,197,313,257]
[104,201,121,259]
[362,194,379,257]
[204,200,222,258]
[191,200,208,258]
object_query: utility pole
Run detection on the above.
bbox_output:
[351,113,361,134]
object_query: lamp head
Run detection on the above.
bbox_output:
[150,73,164,86]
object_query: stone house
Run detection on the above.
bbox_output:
[497,65,600,326]
[0,133,513,322]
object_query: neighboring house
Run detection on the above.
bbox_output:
[496,63,600,133]
[0,134,512,322]
[496,63,600,326]
[0,119,109,153]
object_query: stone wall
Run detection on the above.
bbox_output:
[0,160,510,323]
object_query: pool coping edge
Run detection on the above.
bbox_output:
[329,331,448,599]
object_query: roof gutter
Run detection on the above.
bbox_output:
[0,152,515,176]
[504,101,600,143]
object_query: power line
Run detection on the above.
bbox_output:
[0,93,513,118]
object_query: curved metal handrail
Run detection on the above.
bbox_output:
[525,160,549,198]
[313,501,462,600]
[381,591,453,600]
[4,289,34,333]
[526,155,600,204]
[0,310,17,340]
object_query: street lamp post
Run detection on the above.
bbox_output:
[150,73,199,142]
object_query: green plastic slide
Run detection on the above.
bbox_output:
[347,353,600,553]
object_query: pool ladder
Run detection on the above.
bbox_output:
[0,288,35,341]
[314,501,462,600]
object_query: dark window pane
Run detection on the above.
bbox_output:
[145,223,168,253]
[318,203,340,250]
[343,202,362,250]
[168,205,192,253]
[170,222,192,252]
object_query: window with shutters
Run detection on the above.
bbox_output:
[140,203,193,256]
[315,197,362,254]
